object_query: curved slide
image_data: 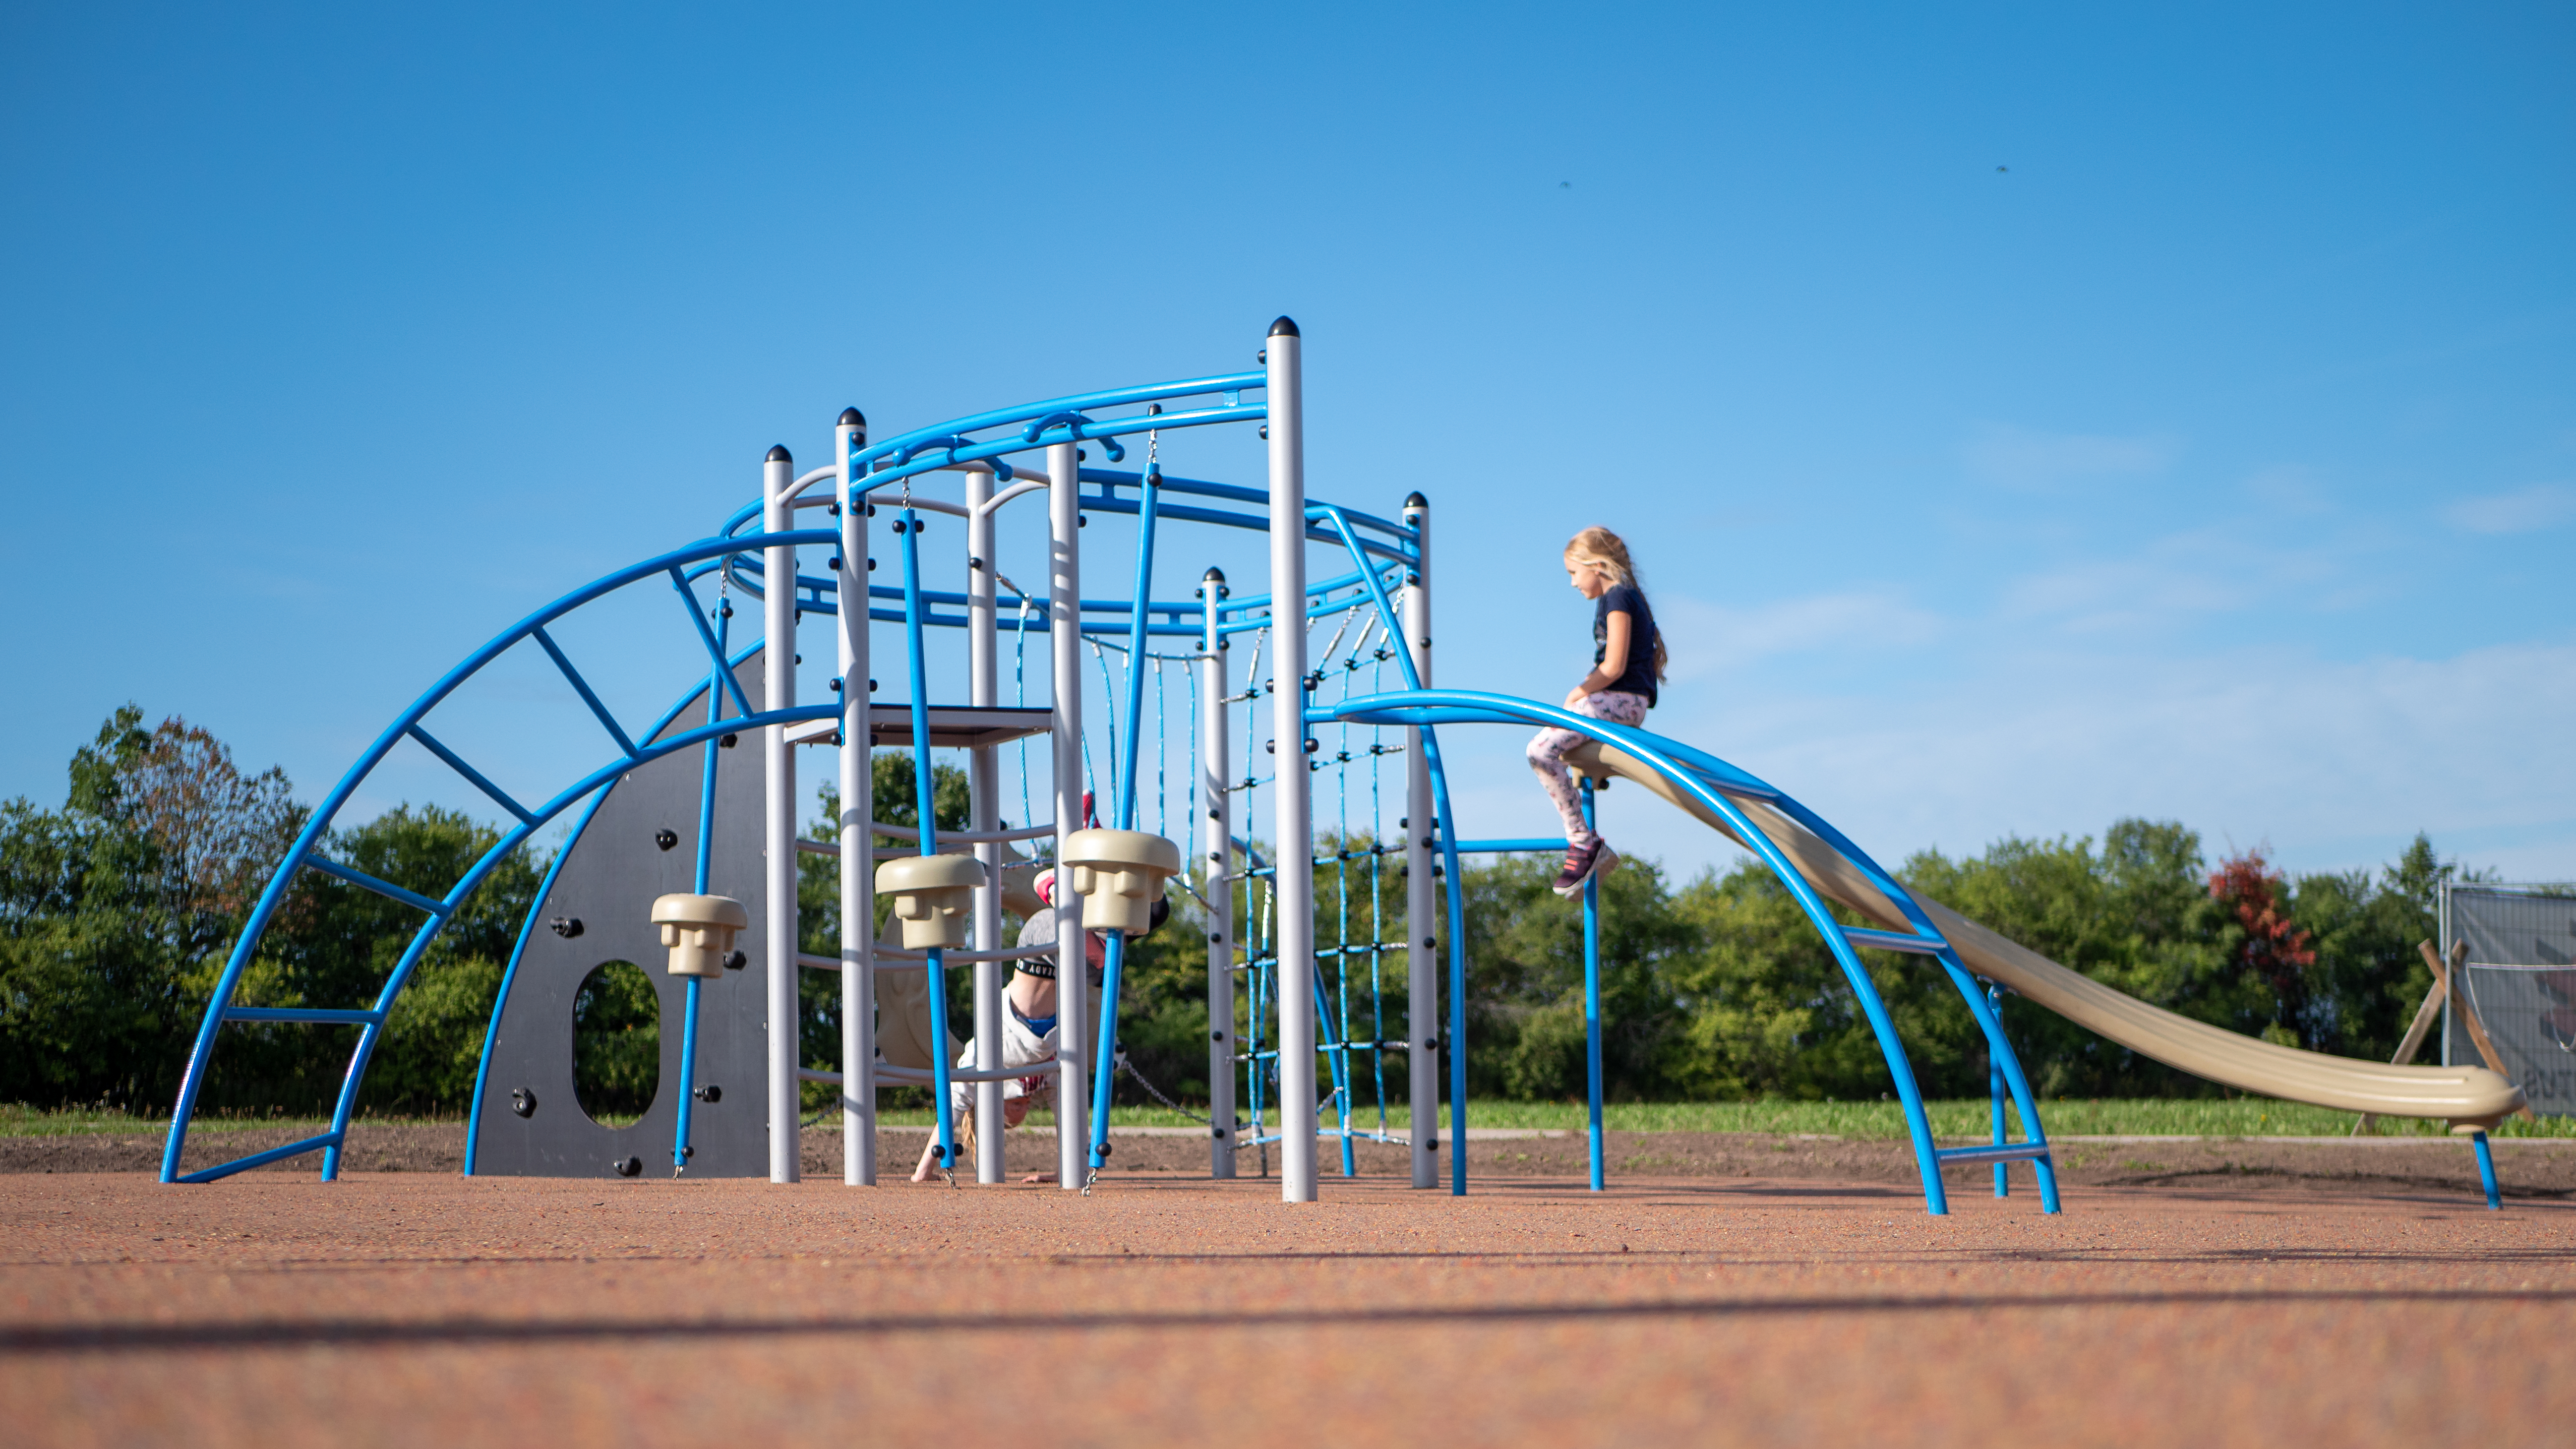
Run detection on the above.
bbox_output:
[1563,739,2527,1127]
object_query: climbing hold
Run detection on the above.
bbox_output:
[1061,829,1183,936]
[651,893,749,978]
[876,854,987,949]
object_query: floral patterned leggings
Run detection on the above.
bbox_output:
[1525,690,1648,848]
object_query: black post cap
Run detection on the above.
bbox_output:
[1403,491,1428,510]
[837,407,864,428]
[1268,315,1300,338]
[766,444,792,463]
[1203,565,1226,583]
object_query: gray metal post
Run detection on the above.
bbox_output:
[1266,317,1315,1203]
[835,410,875,1185]
[1201,566,1235,1178]
[763,443,800,1184]
[1049,438,1089,1189]
[1401,490,1436,1188]
[968,464,1006,1184]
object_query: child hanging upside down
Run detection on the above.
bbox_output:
[909,874,1163,1182]
[1526,526,1666,899]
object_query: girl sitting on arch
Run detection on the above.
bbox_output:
[1527,525,1665,899]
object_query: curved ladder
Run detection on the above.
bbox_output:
[1326,688,2064,1217]
[160,531,839,1183]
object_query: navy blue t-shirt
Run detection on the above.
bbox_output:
[1592,583,1658,707]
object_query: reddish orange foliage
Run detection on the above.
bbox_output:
[2207,849,2316,1000]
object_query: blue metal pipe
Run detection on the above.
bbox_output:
[1582,778,1605,1194]
[1319,687,1954,1215]
[707,366,1267,539]
[674,609,728,1177]
[1217,562,1411,622]
[897,506,957,1178]
[1319,963,1356,1177]
[302,856,451,918]
[1083,470,1420,547]
[1755,773,2062,1214]
[2472,1130,2500,1210]
[1090,465,1163,1175]
[1937,965,2057,1210]
[672,568,760,721]
[841,403,1269,508]
[853,370,1265,472]
[694,611,728,897]
[1989,984,2010,1199]
[1073,494,1415,564]
[531,626,640,760]
[672,978,702,1174]
[1304,505,1472,1194]
[404,726,535,828]
[1218,581,1415,639]
[851,607,1199,637]
[171,1131,344,1185]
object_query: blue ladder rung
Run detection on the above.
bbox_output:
[406,724,535,825]
[1444,837,1565,854]
[1843,926,1949,955]
[224,1006,386,1025]
[303,855,452,917]
[1937,1142,2052,1166]
[172,1130,343,1184]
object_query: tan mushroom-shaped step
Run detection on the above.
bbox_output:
[876,854,988,949]
[1061,828,1184,935]
[650,894,749,978]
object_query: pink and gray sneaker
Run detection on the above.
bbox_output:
[1550,840,1620,899]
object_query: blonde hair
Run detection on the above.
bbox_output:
[1564,527,1667,682]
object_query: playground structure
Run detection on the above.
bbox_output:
[158,320,2531,1214]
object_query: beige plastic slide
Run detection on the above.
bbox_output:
[1565,740,2528,1127]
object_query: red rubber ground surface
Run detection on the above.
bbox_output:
[5,1171,2568,1447]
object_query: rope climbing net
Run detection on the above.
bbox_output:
[1227,585,1415,1175]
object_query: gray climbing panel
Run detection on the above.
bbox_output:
[471,652,781,1177]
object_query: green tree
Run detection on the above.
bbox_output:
[1899,821,2238,1096]
[570,960,660,1121]
[2290,833,2489,1061]
[1457,852,1697,1101]
[295,803,544,1114]
[0,707,306,1110]
[1,708,543,1116]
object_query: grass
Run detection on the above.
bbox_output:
[1420,1098,2576,1139]
[0,1104,456,1137]
[16,1099,2572,1139]
[824,1097,2576,1140]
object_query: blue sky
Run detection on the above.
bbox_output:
[5,3,2570,884]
